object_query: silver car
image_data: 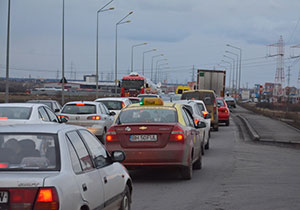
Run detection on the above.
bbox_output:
[0,124,132,210]
[26,100,62,113]
[59,101,115,144]
[0,103,61,125]
[175,100,210,153]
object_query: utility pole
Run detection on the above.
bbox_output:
[267,36,285,99]
[5,0,11,103]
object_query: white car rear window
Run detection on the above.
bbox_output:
[0,134,59,171]
[62,104,96,114]
[0,107,32,120]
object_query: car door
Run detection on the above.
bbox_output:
[78,130,125,209]
[66,131,105,209]
[100,104,114,127]
[182,107,201,162]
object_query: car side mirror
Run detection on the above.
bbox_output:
[196,121,206,129]
[111,151,126,162]
[60,117,68,123]
[109,111,116,116]
[54,109,60,113]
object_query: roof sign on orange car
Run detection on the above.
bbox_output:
[140,98,164,106]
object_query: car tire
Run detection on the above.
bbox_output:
[120,185,131,210]
[181,157,193,180]
[193,150,202,170]
[213,124,219,131]
[225,120,230,126]
[205,138,209,150]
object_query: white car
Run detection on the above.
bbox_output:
[0,103,61,125]
[0,124,132,210]
[193,100,211,149]
[59,101,115,144]
[175,100,211,151]
[26,100,62,113]
[94,98,132,116]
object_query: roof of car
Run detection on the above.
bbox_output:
[183,89,215,93]
[0,123,80,134]
[127,102,179,109]
[0,103,46,108]
[95,98,129,102]
[64,101,100,105]
[27,100,58,102]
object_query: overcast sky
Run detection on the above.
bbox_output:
[1,0,300,87]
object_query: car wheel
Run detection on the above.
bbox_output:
[193,150,202,170]
[225,120,230,126]
[213,124,219,131]
[205,138,209,150]
[181,157,193,180]
[120,185,131,210]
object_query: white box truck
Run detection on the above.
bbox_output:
[197,69,226,97]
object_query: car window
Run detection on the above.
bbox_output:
[38,107,50,121]
[66,131,94,172]
[66,139,82,174]
[217,99,225,107]
[181,108,190,126]
[98,104,104,114]
[79,130,110,168]
[0,134,59,171]
[99,101,123,110]
[44,107,59,122]
[193,104,204,117]
[102,104,110,115]
[118,108,178,123]
[196,103,205,112]
[62,104,96,115]
[0,107,32,120]
[182,108,195,127]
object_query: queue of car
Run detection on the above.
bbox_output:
[0,91,231,209]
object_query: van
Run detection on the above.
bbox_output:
[181,90,219,131]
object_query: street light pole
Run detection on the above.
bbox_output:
[151,54,163,82]
[96,0,114,98]
[223,55,235,95]
[155,59,168,83]
[157,63,168,83]
[142,49,156,76]
[225,51,239,96]
[131,42,147,73]
[5,0,11,103]
[61,0,65,105]
[227,44,242,97]
[219,63,231,92]
[115,12,133,96]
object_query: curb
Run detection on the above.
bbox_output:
[237,114,260,141]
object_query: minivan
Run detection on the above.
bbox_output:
[181,90,219,131]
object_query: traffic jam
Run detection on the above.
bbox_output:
[0,75,232,209]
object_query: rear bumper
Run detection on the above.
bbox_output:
[218,114,229,121]
[107,143,189,167]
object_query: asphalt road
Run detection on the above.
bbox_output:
[130,115,300,210]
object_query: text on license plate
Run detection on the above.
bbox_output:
[130,135,157,142]
[0,191,8,203]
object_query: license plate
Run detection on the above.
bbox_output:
[130,135,157,142]
[0,191,8,203]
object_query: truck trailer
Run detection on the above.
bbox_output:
[197,69,226,97]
